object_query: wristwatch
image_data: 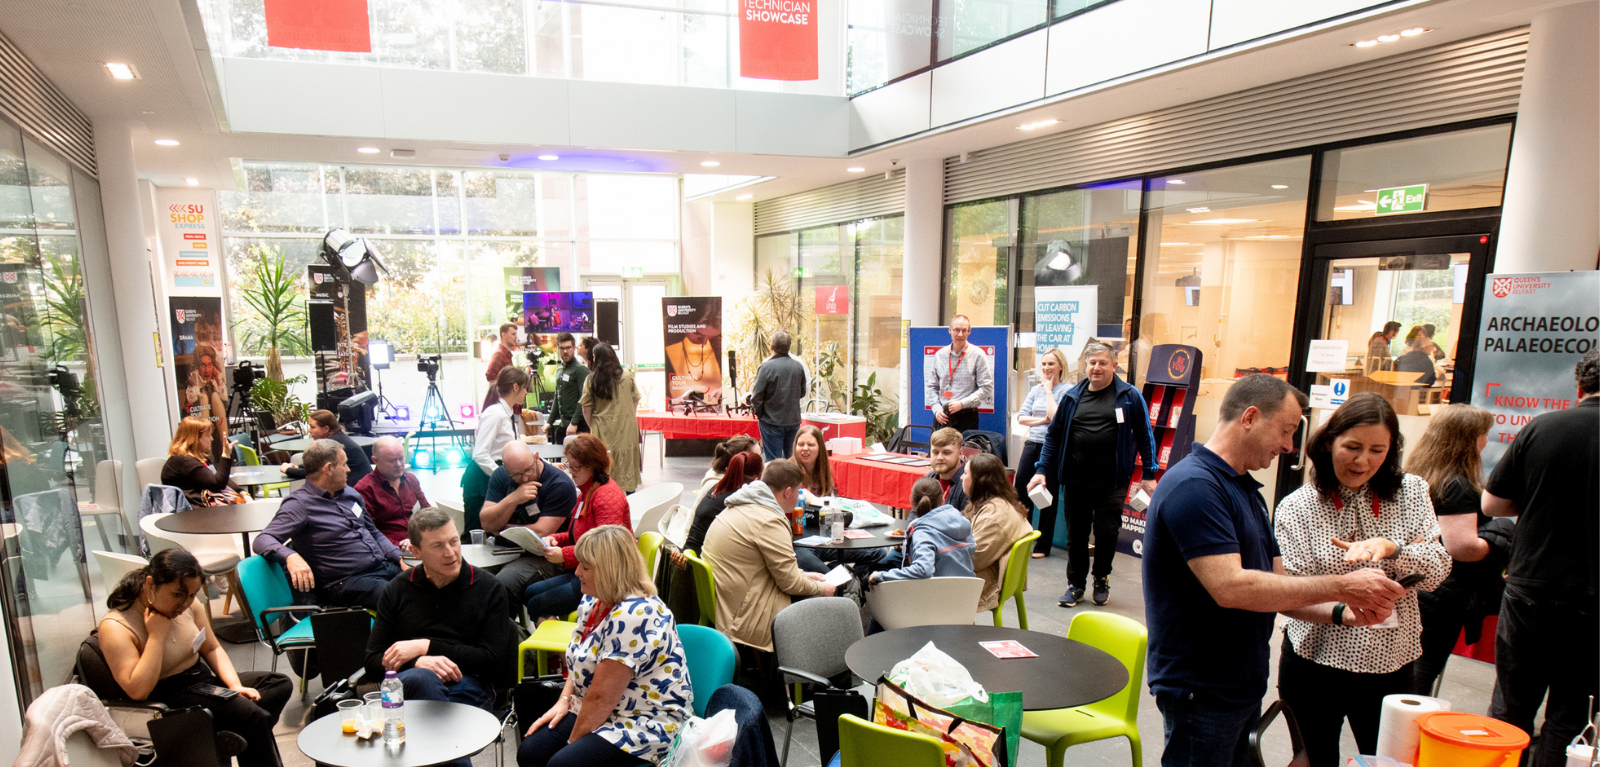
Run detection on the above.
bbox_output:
[1385,538,1404,559]
[1332,603,1347,626]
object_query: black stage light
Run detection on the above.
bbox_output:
[320,228,388,285]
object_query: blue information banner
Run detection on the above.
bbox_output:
[906,326,1010,436]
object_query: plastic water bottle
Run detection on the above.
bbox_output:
[824,500,844,543]
[381,671,405,747]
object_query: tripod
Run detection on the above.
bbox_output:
[420,376,454,429]
[371,367,402,421]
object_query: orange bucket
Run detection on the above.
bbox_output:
[1415,712,1528,767]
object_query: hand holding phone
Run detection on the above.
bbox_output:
[188,683,239,699]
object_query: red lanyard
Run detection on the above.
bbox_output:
[579,601,614,642]
[947,347,965,386]
[1332,492,1381,519]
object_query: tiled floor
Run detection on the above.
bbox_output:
[202,451,1500,767]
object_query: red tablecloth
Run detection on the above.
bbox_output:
[831,453,931,508]
[636,412,760,440]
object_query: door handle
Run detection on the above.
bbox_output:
[1288,415,1309,470]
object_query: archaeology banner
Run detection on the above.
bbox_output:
[1469,271,1600,471]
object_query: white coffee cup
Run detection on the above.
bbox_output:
[1028,483,1053,509]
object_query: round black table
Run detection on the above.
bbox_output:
[268,435,376,453]
[793,521,905,550]
[297,700,501,767]
[230,466,290,491]
[845,625,1128,710]
[154,499,282,552]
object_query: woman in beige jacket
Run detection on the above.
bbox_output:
[964,454,1034,612]
[700,460,836,651]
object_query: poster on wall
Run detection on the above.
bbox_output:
[1035,285,1098,366]
[739,0,818,80]
[503,267,561,322]
[905,326,1010,435]
[0,266,40,363]
[663,297,723,409]
[1469,271,1600,472]
[153,187,223,297]
[170,297,226,422]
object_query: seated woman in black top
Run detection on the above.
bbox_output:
[278,410,373,486]
[161,416,241,506]
[683,450,763,555]
[1394,334,1438,386]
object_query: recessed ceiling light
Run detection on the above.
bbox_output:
[1186,207,1211,213]
[1168,179,1186,185]
[357,146,380,154]
[846,167,865,173]
[1017,118,1060,131]
[1400,27,1429,37]
[1377,33,1400,43]
[736,194,754,201]
[1161,242,1192,246]
[538,155,559,161]
[185,178,199,186]
[1271,184,1289,189]
[1353,27,1428,47]
[1189,218,1259,225]
[103,62,138,80]
[1355,39,1379,48]
[154,139,179,146]
[700,160,721,167]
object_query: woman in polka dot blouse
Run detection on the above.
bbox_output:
[1272,393,1451,767]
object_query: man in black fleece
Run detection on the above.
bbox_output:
[365,508,514,763]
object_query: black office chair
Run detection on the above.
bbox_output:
[886,424,934,456]
[1249,699,1309,767]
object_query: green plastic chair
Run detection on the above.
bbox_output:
[837,713,944,767]
[236,556,321,690]
[678,624,736,716]
[992,530,1042,629]
[638,531,663,576]
[235,444,291,496]
[682,550,717,628]
[1020,611,1146,767]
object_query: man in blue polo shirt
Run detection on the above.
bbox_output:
[1143,374,1406,767]
[480,441,577,615]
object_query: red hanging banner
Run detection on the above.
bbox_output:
[265,0,372,53]
[815,285,849,315]
[739,0,818,81]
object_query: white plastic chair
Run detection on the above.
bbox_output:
[83,459,133,552]
[139,513,243,617]
[435,498,467,537]
[134,458,166,494]
[866,576,985,630]
[92,550,147,597]
[628,482,683,536]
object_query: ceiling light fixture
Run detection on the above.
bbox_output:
[1189,218,1259,225]
[700,160,721,167]
[736,194,754,201]
[1168,179,1186,185]
[1355,39,1379,47]
[1400,27,1427,37]
[1017,118,1060,131]
[538,155,559,161]
[154,139,179,146]
[1186,206,1210,213]
[1378,33,1400,42]
[185,178,199,186]
[1353,27,1429,47]
[846,167,865,173]
[357,146,380,154]
[103,62,138,80]
[1272,184,1289,189]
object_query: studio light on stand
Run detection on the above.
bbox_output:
[321,229,388,286]
[1042,239,1084,283]
[367,339,404,422]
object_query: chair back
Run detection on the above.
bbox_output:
[866,577,982,630]
[76,632,134,701]
[886,425,934,457]
[678,624,736,717]
[138,514,178,555]
[629,482,683,532]
[997,530,1042,605]
[771,596,862,685]
[682,550,717,627]
[92,551,147,597]
[134,458,166,493]
[637,531,664,577]
[1250,699,1309,767]
[236,445,261,467]
[236,555,295,633]
[311,608,374,685]
[1066,612,1147,724]
[837,713,943,767]
[93,460,123,512]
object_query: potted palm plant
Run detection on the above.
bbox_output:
[237,248,309,381]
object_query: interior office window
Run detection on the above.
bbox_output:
[577,174,679,240]
[851,216,904,404]
[936,0,1048,60]
[1015,180,1141,384]
[1140,156,1311,500]
[1316,124,1513,221]
[847,0,935,94]
[452,0,529,74]
[944,199,1015,326]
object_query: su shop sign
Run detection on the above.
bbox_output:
[815,286,848,315]
[741,0,818,80]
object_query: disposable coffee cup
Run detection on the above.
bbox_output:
[470,529,485,546]
[1028,483,1053,509]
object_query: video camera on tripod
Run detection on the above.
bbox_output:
[417,354,443,380]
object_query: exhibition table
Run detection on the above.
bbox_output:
[636,412,760,440]
[297,700,500,767]
[829,453,932,508]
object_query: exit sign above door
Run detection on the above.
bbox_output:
[1375,184,1428,215]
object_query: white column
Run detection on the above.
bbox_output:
[1496,0,1599,273]
[900,159,945,423]
[94,123,174,461]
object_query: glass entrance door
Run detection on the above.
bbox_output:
[587,279,669,409]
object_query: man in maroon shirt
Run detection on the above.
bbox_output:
[482,322,519,411]
[355,436,432,549]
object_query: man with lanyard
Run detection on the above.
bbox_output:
[1028,340,1158,607]
[254,439,408,611]
[1482,349,1600,767]
[482,322,519,411]
[547,333,589,443]
[353,436,431,549]
[480,441,577,616]
[925,315,993,434]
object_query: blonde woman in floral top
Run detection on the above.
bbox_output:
[1273,393,1451,767]
[519,525,691,767]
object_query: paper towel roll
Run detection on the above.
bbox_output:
[1375,694,1452,763]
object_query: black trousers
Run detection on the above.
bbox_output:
[1489,583,1599,767]
[518,713,649,767]
[1412,587,1471,694]
[940,406,978,434]
[152,664,293,767]
[1065,483,1124,588]
[1276,635,1411,767]
[1014,442,1053,555]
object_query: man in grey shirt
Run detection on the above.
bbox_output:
[925,314,994,434]
[751,331,809,461]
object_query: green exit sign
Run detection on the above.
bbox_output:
[1375,184,1428,216]
[621,266,644,278]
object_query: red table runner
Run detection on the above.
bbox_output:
[636,412,761,440]
[830,453,930,508]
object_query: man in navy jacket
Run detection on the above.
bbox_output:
[1029,340,1158,607]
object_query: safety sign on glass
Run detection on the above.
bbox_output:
[1374,184,1427,216]
[1309,378,1350,409]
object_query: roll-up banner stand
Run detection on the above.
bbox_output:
[170,297,225,423]
[906,326,1010,436]
[1470,271,1600,473]
[663,297,724,410]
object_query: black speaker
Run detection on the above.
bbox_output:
[596,299,621,349]
[727,350,737,389]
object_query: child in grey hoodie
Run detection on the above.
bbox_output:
[870,477,977,586]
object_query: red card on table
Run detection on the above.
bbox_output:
[979,640,1037,659]
[842,530,872,539]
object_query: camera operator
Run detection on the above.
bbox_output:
[483,322,519,411]
[547,333,588,443]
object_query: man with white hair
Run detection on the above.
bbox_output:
[354,436,431,549]
[480,440,577,614]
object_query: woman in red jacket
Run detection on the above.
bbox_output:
[525,434,634,621]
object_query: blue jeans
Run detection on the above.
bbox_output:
[398,668,495,767]
[1155,692,1259,767]
[759,422,798,462]
[523,573,583,620]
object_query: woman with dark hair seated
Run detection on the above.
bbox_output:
[161,416,242,506]
[684,450,763,556]
[692,435,758,510]
[522,434,633,621]
[98,548,292,767]
[279,409,374,486]
[1272,392,1451,765]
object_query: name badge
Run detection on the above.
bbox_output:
[412,501,422,512]
[1115,408,1125,424]
[192,628,207,654]
[942,391,954,399]
[561,374,569,382]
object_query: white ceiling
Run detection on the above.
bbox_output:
[0,0,1574,200]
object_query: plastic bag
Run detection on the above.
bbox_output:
[661,708,738,767]
[888,641,989,706]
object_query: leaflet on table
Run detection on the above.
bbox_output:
[795,535,833,546]
[979,640,1038,659]
[822,565,854,587]
[842,530,872,539]
[496,526,549,555]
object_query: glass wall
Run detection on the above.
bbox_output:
[0,119,113,704]
[944,199,1013,327]
[1316,124,1513,221]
